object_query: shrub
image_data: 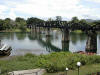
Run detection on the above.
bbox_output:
[1,52,100,74]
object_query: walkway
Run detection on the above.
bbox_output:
[8,69,46,75]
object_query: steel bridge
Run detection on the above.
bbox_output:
[27,21,100,31]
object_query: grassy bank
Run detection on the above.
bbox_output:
[71,30,83,33]
[0,28,31,32]
[44,64,100,75]
[0,52,100,75]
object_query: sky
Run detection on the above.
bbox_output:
[0,0,100,20]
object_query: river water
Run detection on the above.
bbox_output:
[0,30,100,56]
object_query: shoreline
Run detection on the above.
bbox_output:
[0,28,31,32]
[0,51,99,60]
[0,55,19,60]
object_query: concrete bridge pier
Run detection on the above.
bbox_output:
[37,27,41,34]
[62,29,70,42]
[30,25,35,32]
[31,25,37,33]
[85,31,97,53]
[61,29,70,51]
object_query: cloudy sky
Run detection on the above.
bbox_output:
[0,0,100,20]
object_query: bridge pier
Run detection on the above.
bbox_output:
[31,25,37,33]
[61,29,70,51]
[37,27,41,34]
[85,31,97,53]
[62,29,70,42]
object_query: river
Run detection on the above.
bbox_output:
[0,30,100,56]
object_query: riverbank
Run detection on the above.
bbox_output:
[0,28,31,32]
[44,64,100,75]
[72,30,83,33]
[0,29,83,33]
[0,52,100,75]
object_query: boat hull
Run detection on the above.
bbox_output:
[0,46,12,56]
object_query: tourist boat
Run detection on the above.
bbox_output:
[0,44,12,56]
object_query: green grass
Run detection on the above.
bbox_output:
[44,64,100,75]
[0,52,100,75]
[72,30,83,33]
[0,28,31,32]
[0,54,38,75]
[11,28,31,32]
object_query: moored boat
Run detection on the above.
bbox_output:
[0,44,12,56]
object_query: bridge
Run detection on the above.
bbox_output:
[27,21,100,31]
[27,21,98,53]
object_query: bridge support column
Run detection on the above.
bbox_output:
[37,27,41,34]
[62,29,70,42]
[31,25,37,32]
[62,29,70,51]
[85,31,97,53]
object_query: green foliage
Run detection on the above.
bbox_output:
[0,16,100,32]
[55,16,62,21]
[36,52,100,72]
[15,17,27,31]
[0,19,5,30]
[71,17,79,23]
[1,52,100,74]
[26,17,44,25]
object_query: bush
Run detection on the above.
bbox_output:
[1,52,100,74]
[35,52,100,72]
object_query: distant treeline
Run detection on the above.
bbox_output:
[0,16,100,31]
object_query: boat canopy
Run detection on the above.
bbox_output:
[0,44,10,51]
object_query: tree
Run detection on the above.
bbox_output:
[47,18,54,21]
[15,17,27,31]
[15,17,26,26]
[27,17,44,25]
[71,17,79,23]
[55,16,62,21]
[0,19,4,30]
[4,18,14,30]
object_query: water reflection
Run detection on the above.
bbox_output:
[70,33,87,45]
[0,30,99,56]
[62,41,69,51]
[16,32,27,40]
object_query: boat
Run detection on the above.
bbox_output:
[0,44,12,56]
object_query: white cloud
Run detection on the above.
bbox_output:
[13,0,85,18]
[86,0,100,3]
[0,5,8,14]
[0,4,16,19]
[0,0,100,20]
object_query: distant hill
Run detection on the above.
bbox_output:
[85,19,95,23]
[85,19,99,23]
